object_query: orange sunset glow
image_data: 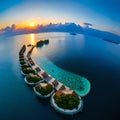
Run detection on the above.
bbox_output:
[29,22,35,27]
[0,1,120,120]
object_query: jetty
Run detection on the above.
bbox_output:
[19,44,83,115]
[26,45,70,91]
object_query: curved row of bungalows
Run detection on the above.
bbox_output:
[18,44,83,115]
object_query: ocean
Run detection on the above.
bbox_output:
[0,32,120,120]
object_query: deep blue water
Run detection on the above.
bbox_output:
[0,32,120,120]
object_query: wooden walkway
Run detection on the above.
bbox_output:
[25,46,70,91]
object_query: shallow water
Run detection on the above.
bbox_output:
[32,52,90,96]
[0,32,120,120]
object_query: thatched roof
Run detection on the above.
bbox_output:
[55,89,77,97]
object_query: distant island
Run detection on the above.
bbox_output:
[36,39,49,47]
[70,33,77,35]
[103,38,120,44]
[0,22,120,44]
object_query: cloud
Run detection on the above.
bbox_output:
[82,23,93,28]
[0,22,120,44]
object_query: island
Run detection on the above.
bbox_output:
[18,44,90,115]
[25,73,42,85]
[36,39,49,47]
[33,82,55,98]
[51,90,83,115]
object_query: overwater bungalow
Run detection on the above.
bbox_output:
[19,44,84,115]
[24,73,42,85]
[33,82,55,98]
[51,90,83,115]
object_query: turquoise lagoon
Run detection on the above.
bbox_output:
[32,51,91,96]
[1,32,120,120]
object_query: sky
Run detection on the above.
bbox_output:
[0,0,120,34]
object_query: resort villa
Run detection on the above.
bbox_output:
[19,40,90,115]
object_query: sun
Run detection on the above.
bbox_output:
[29,22,35,27]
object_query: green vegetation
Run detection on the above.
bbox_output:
[20,60,26,65]
[19,45,26,55]
[27,44,32,47]
[36,41,44,47]
[21,64,29,69]
[19,55,24,59]
[36,39,49,47]
[26,74,42,83]
[44,39,49,44]
[54,92,80,110]
[22,68,35,74]
[19,58,25,61]
[35,84,53,96]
